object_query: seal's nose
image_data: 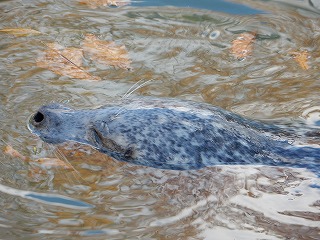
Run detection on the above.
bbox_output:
[32,111,45,126]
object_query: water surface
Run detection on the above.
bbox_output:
[0,0,319,239]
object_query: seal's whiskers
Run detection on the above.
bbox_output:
[113,107,127,119]
[111,80,153,119]
[122,79,153,99]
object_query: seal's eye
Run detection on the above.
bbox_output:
[33,111,44,124]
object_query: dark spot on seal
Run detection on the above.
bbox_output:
[124,147,134,159]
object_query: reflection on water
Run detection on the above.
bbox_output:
[0,0,319,239]
[132,0,265,14]
[0,183,93,209]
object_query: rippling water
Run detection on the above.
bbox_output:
[0,0,319,239]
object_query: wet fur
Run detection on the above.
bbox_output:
[28,97,320,171]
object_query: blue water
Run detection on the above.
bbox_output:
[26,193,94,209]
[132,0,265,14]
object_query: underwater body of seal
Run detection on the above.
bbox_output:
[28,97,320,173]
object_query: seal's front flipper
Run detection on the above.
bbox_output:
[88,126,134,159]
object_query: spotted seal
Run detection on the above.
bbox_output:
[28,97,319,171]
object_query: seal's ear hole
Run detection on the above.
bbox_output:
[34,112,44,123]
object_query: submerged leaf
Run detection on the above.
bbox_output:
[290,50,310,70]
[78,0,130,9]
[231,32,256,59]
[4,145,72,169]
[36,42,100,80]
[0,28,42,36]
[4,145,28,161]
[34,158,72,169]
[82,34,132,70]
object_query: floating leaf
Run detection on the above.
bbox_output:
[78,0,130,9]
[4,145,28,162]
[231,32,256,59]
[289,50,310,70]
[0,28,42,37]
[34,158,73,169]
[82,34,132,70]
[37,42,101,80]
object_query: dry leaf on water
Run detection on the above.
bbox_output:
[78,0,130,9]
[231,32,256,59]
[289,50,310,70]
[83,34,132,70]
[36,42,101,80]
[0,28,42,37]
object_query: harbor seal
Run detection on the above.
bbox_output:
[28,97,319,171]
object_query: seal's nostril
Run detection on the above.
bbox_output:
[33,112,44,123]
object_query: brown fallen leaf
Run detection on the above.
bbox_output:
[231,32,256,59]
[78,0,130,9]
[0,28,42,37]
[37,42,101,80]
[289,50,309,70]
[4,145,72,170]
[4,145,74,182]
[4,145,28,162]
[82,34,132,70]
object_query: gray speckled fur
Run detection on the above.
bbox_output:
[28,97,319,171]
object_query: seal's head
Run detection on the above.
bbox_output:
[28,103,75,144]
